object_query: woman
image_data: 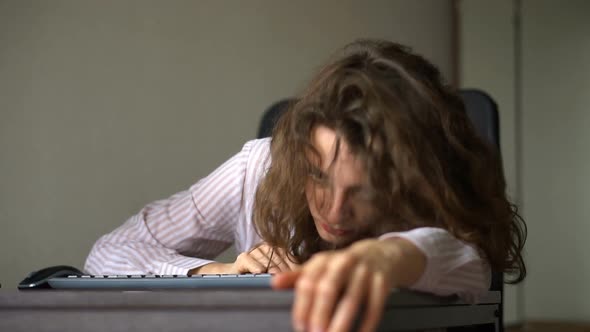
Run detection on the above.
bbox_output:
[85,39,526,332]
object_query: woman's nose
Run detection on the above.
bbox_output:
[323,189,351,224]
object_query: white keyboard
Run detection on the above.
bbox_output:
[48,273,273,289]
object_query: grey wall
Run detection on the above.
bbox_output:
[0,0,453,290]
[461,0,590,323]
[459,0,521,324]
[521,0,590,320]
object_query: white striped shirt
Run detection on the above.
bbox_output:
[84,138,491,302]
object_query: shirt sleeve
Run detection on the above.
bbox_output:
[84,139,269,276]
[379,227,492,303]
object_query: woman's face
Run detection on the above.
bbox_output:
[306,126,376,246]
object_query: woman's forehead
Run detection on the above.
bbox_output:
[310,126,364,171]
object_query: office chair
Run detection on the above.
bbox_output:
[257,90,504,332]
[454,89,504,332]
[257,99,294,139]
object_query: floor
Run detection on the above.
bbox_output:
[506,322,590,332]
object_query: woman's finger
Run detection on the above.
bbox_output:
[271,270,301,289]
[250,246,290,273]
[274,247,300,271]
[307,253,359,332]
[251,244,300,272]
[250,246,274,271]
[327,263,370,332]
[291,254,329,332]
[268,247,293,273]
[285,257,301,271]
[358,272,388,332]
[235,252,267,274]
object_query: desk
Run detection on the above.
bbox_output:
[0,289,500,331]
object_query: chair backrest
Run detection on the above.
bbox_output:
[257,99,294,139]
[458,89,504,332]
[258,90,504,331]
[459,89,500,148]
[457,90,504,284]
[258,91,501,145]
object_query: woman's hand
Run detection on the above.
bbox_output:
[190,243,300,275]
[232,243,300,274]
[272,238,426,332]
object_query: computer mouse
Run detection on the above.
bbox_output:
[18,265,84,290]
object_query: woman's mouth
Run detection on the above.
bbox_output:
[321,222,353,236]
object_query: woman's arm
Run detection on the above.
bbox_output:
[84,138,271,275]
[379,227,491,302]
[273,227,490,332]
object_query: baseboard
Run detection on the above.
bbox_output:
[506,320,590,332]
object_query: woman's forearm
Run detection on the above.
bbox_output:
[188,262,232,275]
[377,237,427,288]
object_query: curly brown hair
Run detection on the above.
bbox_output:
[253,39,526,283]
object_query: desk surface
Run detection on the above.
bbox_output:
[0,289,500,331]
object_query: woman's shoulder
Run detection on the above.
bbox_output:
[239,137,272,179]
[239,137,271,161]
[242,137,271,151]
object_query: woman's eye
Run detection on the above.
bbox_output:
[309,169,327,182]
[351,187,374,202]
